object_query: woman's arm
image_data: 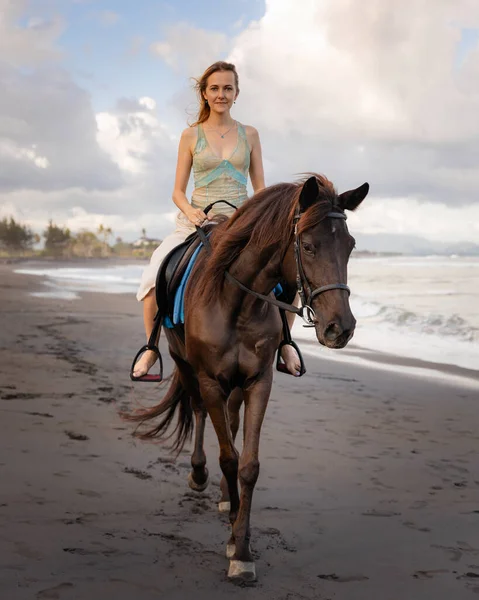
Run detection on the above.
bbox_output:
[172,128,208,224]
[247,126,265,193]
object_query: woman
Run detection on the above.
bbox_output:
[133,61,301,379]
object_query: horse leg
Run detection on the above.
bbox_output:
[200,380,241,553]
[170,356,209,492]
[219,387,243,513]
[228,377,272,582]
[188,403,209,491]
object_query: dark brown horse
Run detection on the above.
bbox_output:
[128,174,369,581]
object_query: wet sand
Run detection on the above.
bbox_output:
[1,265,479,599]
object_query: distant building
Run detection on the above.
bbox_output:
[132,235,162,248]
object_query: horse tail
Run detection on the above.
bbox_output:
[124,368,193,453]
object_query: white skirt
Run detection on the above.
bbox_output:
[136,212,195,302]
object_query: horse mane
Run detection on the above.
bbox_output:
[201,174,337,299]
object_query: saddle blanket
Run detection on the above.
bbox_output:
[163,244,282,328]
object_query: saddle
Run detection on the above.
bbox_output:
[155,219,223,326]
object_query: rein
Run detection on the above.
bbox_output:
[196,201,350,325]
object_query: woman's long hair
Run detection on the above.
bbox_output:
[190,61,239,126]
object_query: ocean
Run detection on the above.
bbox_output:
[16,256,479,385]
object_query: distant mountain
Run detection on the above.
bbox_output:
[354,233,479,256]
[443,242,479,256]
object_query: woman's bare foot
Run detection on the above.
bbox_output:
[132,349,158,378]
[280,344,301,376]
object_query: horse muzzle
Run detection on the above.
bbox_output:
[317,317,356,349]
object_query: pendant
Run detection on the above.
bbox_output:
[221,134,225,138]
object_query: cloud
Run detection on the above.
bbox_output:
[0,0,181,241]
[228,0,479,206]
[0,64,123,192]
[0,1,123,193]
[0,86,183,241]
[150,22,229,74]
[349,196,479,244]
[0,0,64,66]
[96,96,177,176]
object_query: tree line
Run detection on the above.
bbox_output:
[0,217,156,259]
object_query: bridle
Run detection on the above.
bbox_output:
[196,201,351,326]
[292,207,350,325]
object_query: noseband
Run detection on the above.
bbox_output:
[195,201,351,326]
[293,208,350,325]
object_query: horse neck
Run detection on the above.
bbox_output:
[224,243,286,307]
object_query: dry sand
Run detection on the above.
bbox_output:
[1,264,479,600]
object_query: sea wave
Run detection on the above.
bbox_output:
[352,297,477,343]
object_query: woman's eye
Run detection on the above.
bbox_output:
[302,243,315,255]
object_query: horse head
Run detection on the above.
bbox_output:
[285,175,369,349]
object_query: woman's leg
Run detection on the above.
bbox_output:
[132,289,160,377]
[133,212,195,378]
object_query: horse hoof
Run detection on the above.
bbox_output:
[218,501,230,513]
[187,470,209,492]
[228,560,256,582]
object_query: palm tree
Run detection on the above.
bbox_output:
[97,224,113,256]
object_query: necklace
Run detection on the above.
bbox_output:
[205,120,237,139]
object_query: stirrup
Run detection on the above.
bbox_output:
[130,345,163,383]
[276,340,306,377]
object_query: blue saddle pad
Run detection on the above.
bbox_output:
[163,245,283,329]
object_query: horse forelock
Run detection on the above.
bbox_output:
[295,174,338,235]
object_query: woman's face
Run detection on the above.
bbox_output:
[203,70,238,114]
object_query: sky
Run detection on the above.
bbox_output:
[1,0,478,251]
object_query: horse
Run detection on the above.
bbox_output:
[127,174,369,582]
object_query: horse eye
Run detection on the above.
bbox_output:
[302,242,315,255]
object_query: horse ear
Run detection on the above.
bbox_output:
[298,176,320,212]
[338,182,369,212]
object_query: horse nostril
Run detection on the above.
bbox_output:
[324,322,341,341]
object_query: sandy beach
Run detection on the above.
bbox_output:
[1,264,479,600]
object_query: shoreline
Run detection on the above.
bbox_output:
[10,262,479,390]
[300,338,479,389]
[2,265,479,598]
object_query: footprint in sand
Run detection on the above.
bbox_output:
[361,509,401,517]
[432,541,479,563]
[402,521,431,533]
[123,467,152,480]
[2,392,37,400]
[318,573,369,583]
[36,583,74,599]
[76,489,102,498]
[413,569,449,579]
[457,572,479,580]
[64,431,89,441]
[98,396,116,404]
[26,412,54,418]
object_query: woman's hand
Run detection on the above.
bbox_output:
[185,206,209,227]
